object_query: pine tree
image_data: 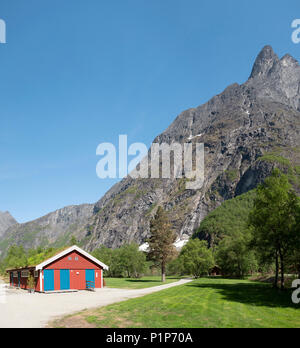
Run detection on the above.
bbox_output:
[148,206,177,282]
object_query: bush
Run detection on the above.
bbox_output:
[180,240,214,278]
[27,273,35,290]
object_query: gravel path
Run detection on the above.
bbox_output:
[0,278,192,328]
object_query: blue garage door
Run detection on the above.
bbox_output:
[60,269,70,290]
[44,270,54,291]
[85,269,95,288]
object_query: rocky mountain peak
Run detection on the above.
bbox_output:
[250,45,280,78]
[247,45,300,111]
[0,211,17,237]
[280,53,299,67]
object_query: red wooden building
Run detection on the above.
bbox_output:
[6,245,109,292]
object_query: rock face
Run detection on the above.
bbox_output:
[0,204,93,256]
[84,45,300,250]
[0,45,299,254]
[0,211,16,237]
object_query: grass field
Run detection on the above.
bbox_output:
[52,278,300,328]
[104,276,180,289]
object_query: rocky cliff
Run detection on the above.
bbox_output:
[0,204,93,256]
[1,45,299,255]
[0,211,16,238]
[84,45,300,250]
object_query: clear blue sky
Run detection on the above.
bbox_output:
[0,0,299,223]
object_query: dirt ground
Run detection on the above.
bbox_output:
[0,278,192,328]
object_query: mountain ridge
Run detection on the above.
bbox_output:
[85,45,300,249]
[1,45,299,255]
[0,204,93,257]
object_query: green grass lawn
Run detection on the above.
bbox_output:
[104,276,181,289]
[52,278,300,328]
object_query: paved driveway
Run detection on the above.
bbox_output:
[0,278,192,328]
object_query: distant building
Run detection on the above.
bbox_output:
[6,245,109,292]
[210,266,222,276]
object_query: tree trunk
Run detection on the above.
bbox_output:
[238,262,243,279]
[161,263,166,283]
[274,251,279,289]
[279,248,285,290]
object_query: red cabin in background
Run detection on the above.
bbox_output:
[6,245,109,292]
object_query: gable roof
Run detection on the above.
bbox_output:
[35,245,109,271]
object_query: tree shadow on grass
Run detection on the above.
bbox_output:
[187,281,298,309]
[125,277,180,284]
[125,280,160,283]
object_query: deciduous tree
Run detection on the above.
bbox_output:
[180,239,214,278]
[249,169,299,289]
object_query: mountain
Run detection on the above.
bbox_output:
[0,45,299,255]
[0,211,16,237]
[0,204,93,257]
[84,45,300,250]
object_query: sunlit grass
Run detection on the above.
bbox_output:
[104,276,180,289]
[52,278,300,328]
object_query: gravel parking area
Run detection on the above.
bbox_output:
[0,278,192,328]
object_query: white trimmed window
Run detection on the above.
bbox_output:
[13,271,18,278]
[34,271,39,278]
[75,256,78,261]
[68,256,72,260]
[21,270,29,278]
